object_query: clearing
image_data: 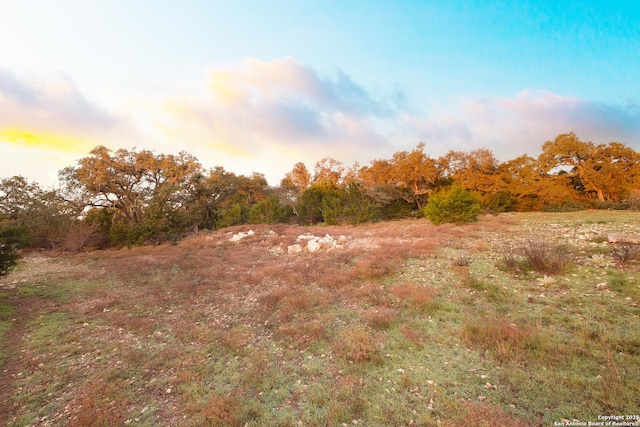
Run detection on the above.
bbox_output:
[1,211,639,426]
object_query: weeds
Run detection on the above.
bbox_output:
[333,325,382,364]
[463,315,546,363]
[612,242,639,263]
[499,236,571,275]
[392,282,437,309]
[452,253,473,267]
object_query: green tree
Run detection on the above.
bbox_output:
[0,220,27,276]
[0,176,80,248]
[296,183,333,225]
[249,195,291,224]
[59,146,205,244]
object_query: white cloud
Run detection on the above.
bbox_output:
[0,68,131,186]
[0,68,121,137]
[155,61,639,184]
[2,60,638,188]
[405,90,640,160]
[154,58,401,183]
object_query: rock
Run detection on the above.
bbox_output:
[318,235,336,249]
[268,246,284,255]
[608,233,640,244]
[288,244,303,254]
[229,230,254,242]
[306,239,321,253]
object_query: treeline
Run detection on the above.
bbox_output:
[1,132,640,257]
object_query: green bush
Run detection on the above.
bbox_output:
[296,185,329,225]
[248,196,291,224]
[481,192,516,214]
[543,200,588,212]
[216,203,247,228]
[423,185,481,225]
[380,198,415,219]
[0,223,28,276]
[319,183,380,225]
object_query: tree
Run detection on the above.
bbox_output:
[499,155,581,210]
[424,185,481,225]
[281,162,311,193]
[537,132,640,203]
[581,142,640,202]
[312,157,344,186]
[249,195,290,224]
[440,149,505,194]
[0,176,80,248]
[357,159,402,207]
[356,144,441,211]
[387,143,441,210]
[60,146,203,224]
[59,146,205,244]
[296,183,334,225]
[0,219,27,276]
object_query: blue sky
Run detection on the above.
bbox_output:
[1,0,639,186]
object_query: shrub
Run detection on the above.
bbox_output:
[0,223,28,276]
[380,198,415,219]
[543,200,588,212]
[628,189,640,211]
[520,237,570,275]
[499,237,571,275]
[320,183,380,225]
[424,185,481,225]
[296,185,327,224]
[248,195,290,224]
[333,325,382,363]
[0,242,20,277]
[216,203,246,228]
[481,191,516,214]
[452,254,473,267]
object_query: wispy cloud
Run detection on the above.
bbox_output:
[156,60,639,183]
[0,68,127,185]
[1,60,638,187]
[156,58,401,180]
[0,68,120,142]
[406,90,640,160]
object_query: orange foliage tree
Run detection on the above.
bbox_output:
[538,132,640,202]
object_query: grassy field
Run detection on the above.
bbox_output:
[1,211,639,427]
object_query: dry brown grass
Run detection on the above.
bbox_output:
[191,393,241,427]
[440,402,533,427]
[68,379,131,427]
[363,307,397,329]
[399,324,425,348]
[5,212,639,426]
[275,317,328,348]
[462,316,545,363]
[392,282,438,309]
[333,325,383,363]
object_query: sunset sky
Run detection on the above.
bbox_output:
[1,0,639,187]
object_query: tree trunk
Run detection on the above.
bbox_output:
[596,188,604,203]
